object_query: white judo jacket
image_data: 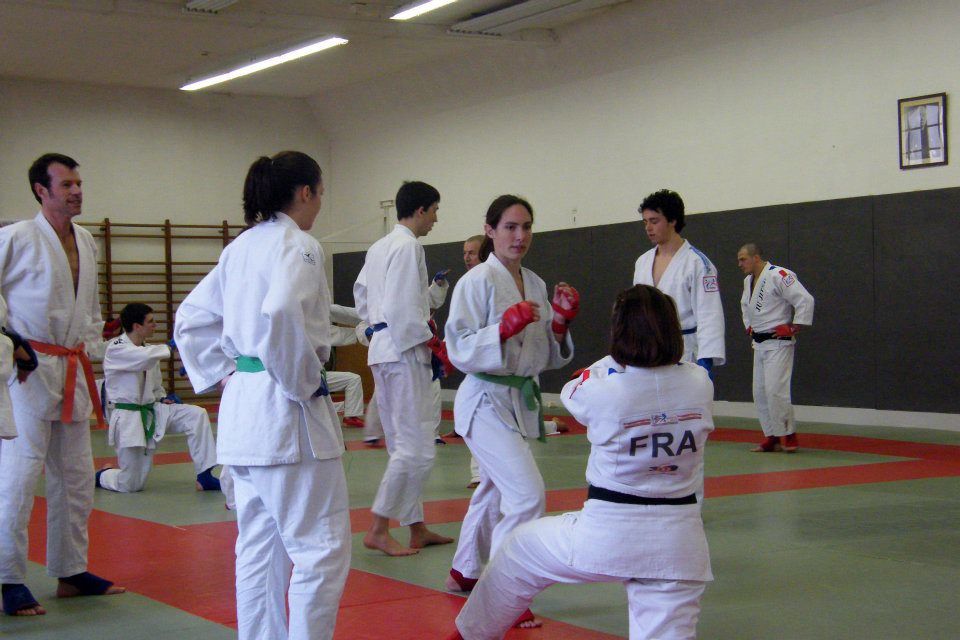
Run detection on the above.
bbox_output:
[634,240,726,365]
[175,213,343,466]
[0,296,15,439]
[446,254,573,439]
[0,212,105,422]
[741,263,815,346]
[560,356,713,580]
[103,334,176,450]
[353,224,433,367]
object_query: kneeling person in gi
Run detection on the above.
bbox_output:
[446,285,713,640]
[97,303,223,493]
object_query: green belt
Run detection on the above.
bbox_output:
[234,355,329,395]
[473,372,546,442]
[235,355,265,373]
[114,402,156,442]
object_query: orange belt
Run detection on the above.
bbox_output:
[27,340,106,429]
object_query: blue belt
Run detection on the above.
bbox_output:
[681,326,697,335]
[364,322,388,339]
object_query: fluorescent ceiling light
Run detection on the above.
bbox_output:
[181,36,348,91]
[391,0,459,21]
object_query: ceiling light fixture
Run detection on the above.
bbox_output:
[390,0,459,21]
[180,36,348,91]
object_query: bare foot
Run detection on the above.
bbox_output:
[516,616,543,629]
[514,609,542,629]
[409,527,454,549]
[363,531,419,557]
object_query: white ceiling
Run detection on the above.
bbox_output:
[0,0,625,98]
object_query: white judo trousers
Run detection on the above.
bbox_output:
[233,423,350,640]
[455,512,706,640]
[752,343,796,437]
[452,402,543,579]
[0,412,92,581]
[99,403,219,492]
[325,370,364,418]
[370,350,436,525]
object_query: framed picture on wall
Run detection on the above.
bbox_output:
[898,92,947,169]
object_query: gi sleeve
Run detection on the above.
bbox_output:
[445,276,503,374]
[104,340,171,374]
[175,266,234,395]
[382,241,432,353]
[0,296,13,384]
[353,266,369,325]
[560,357,614,428]
[428,280,449,310]
[740,277,751,330]
[330,304,360,326]
[691,257,726,365]
[780,272,815,326]
[260,239,329,402]
[82,236,108,361]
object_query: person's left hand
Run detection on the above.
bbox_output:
[551,283,580,336]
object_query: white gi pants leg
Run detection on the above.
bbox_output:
[370,352,435,526]
[325,371,365,418]
[456,514,705,640]
[452,401,544,579]
[427,379,442,439]
[0,411,93,581]
[469,455,481,485]
[363,390,385,441]
[232,424,350,640]
[753,344,796,437]
[162,404,218,474]
[99,447,154,492]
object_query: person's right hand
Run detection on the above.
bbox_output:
[499,301,540,341]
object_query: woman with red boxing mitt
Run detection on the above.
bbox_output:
[442,195,577,630]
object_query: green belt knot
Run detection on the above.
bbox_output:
[472,372,546,442]
[113,402,156,443]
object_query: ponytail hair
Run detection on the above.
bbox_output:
[479,194,534,261]
[242,151,321,226]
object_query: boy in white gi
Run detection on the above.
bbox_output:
[444,195,577,629]
[633,189,725,376]
[96,303,223,493]
[353,180,454,556]
[0,153,124,617]
[737,243,814,452]
[176,151,350,640]
[445,285,713,640]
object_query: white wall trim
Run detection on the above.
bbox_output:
[439,389,960,432]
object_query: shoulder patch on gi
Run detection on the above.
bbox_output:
[702,275,718,293]
[301,250,317,265]
[779,269,795,286]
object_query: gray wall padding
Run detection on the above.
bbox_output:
[332,187,960,414]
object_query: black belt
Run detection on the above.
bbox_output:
[587,484,696,506]
[681,326,697,335]
[751,332,793,344]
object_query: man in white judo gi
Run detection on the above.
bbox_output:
[326,303,367,428]
[353,180,454,556]
[633,189,725,376]
[0,153,124,617]
[737,243,814,453]
[96,303,224,493]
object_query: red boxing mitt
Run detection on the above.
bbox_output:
[773,323,800,338]
[500,301,538,341]
[427,335,454,377]
[551,284,579,335]
[102,317,122,340]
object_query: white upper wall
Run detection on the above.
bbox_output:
[310,0,959,250]
[0,77,329,230]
